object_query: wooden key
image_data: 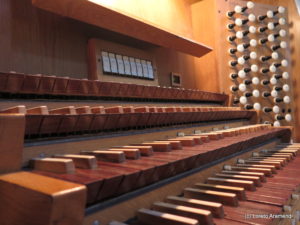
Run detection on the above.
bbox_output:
[82,150,125,163]
[155,141,182,150]
[27,106,49,115]
[194,183,246,200]
[167,138,195,147]
[53,154,97,169]
[261,153,294,160]
[229,166,273,177]
[152,202,213,225]
[175,136,202,145]
[109,148,141,160]
[0,105,26,114]
[49,106,76,115]
[206,177,256,191]
[30,158,75,173]
[243,159,283,169]
[214,173,261,187]
[268,149,298,156]
[109,221,128,225]
[120,146,153,156]
[184,136,202,145]
[204,133,220,140]
[188,134,210,142]
[140,142,172,152]
[277,144,300,148]
[253,155,288,162]
[250,157,287,165]
[104,106,123,113]
[0,172,86,225]
[236,164,277,173]
[217,130,234,137]
[165,196,224,218]
[221,170,266,182]
[275,145,300,149]
[184,188,238,206]
[137,208,199,225]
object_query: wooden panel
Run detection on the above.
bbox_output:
[0,0,88,77]
[0,0,203,89]
[0,114,25,173]
[32,0,212,58]
[191,0,220,92]
[88,0,195,39]
[0,171,86,225]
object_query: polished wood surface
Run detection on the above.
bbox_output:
[0,114,25,173]
[84,140,278,224]
[0,0,202,89]
[0,171,86,225]
[32,0,211,58]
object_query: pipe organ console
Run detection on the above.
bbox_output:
[0,1,299,225]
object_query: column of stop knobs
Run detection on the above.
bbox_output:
[227,1,292,126]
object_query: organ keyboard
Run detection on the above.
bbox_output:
[0,107,296,225]
[0,0,299,224]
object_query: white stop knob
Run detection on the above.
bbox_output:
[279,29,287,37]
[282,72,289,79]
[274,121,281,127]
[267,10,274,18]
[278,6,286,14]
[268,22,275,30]
[281,59,288,67]
[247,1,255,9]
[279,18,286,25]
[272,52,279,60]
[280,41,287,49]
[237,44,245,52]
[273,105,280,113]
[239,83,247,91]
[251,64,258,72]
[234,5,242,13]
[253,89,260,97]
[240,96,248,104]
[283,96,291,103]
[285,113,292,122]
[254,102,261,110]
[268,34,275,42]
[252,77,260,85]
[271,90,278,97]
[250,52,257,59]
[283,84,290,92]
[238,70,246,78]
[235,18,243,26]
[250,39,257,47]
[270,77,278,85]
[269,65,277,73]
[249,26,256,33]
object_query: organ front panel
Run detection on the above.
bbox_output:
[0,1,299,225]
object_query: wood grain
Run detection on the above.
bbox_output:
[0,171,86,225]
[0,114,25,173]
[32,0,211,58]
